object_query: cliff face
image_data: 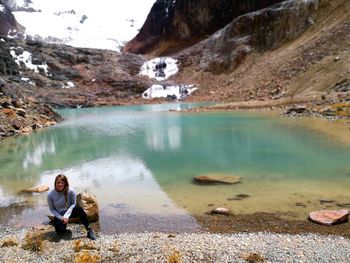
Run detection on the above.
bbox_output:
[124,0,284,55]
[177,0,319,74]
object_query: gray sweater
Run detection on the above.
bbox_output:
[47,188,76,220]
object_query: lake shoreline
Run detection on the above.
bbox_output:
[1,220,350,262]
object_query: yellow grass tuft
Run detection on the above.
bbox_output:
[74,250,101,263]
[22,231,45,252]
[1,237,18,247]
[108,240,120,254]
[168,248,181,263]
[330,103,350,117]
[73,239,83,252]
[242,252,265,262]
[72,239,97,252]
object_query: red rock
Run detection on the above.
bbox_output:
[11,119,23,130]
[309,209,349,225]
[3,108,16,118]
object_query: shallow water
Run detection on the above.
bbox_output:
[0,103,349,233]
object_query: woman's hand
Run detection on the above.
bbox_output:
[62,217,69,224]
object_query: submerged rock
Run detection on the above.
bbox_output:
[227,194,250,201]
[194,173,241,184]
[309,209,349,225]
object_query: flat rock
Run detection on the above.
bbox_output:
[309,209,349,225]
[194,173,241,184]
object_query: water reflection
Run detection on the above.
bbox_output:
[146,116,181,151]
[23,139,56,169]
[37,155,184,213]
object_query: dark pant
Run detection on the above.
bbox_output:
[53,205,90,234]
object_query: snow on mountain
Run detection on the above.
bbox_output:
[11,0,156,51]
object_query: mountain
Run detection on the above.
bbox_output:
[0,0,349,139]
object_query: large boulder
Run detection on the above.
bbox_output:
[76,191,99,222]
[309,209,349,225]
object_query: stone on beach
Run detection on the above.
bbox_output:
[211,207,231,215]
[19,185,49,194]
[309,209,349,225]
[194,173,241,184]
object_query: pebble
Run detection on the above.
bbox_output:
[1,225,350,262]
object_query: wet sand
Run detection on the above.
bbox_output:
[195,212,350,238]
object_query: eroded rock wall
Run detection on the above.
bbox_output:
[177,0,319,74]
[124,0,284,55]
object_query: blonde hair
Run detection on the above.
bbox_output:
[54,174,69,207]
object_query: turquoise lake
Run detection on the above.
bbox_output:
[0,103,349,233]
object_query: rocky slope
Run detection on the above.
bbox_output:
[0,92,62,139]
[0,35,158,138]
[154,0,349,118]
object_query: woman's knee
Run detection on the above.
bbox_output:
[54,218,66,234]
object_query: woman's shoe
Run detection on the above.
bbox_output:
[87,228,97,240]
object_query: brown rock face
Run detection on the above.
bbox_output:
[124,0,284,55]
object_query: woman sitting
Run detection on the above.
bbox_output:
[47,174,97,240]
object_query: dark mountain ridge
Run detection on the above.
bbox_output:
[124,0,284,55]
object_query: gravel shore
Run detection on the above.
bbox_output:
[1,225,350,262]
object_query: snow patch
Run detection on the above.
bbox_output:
[62,81,75,89]
[20,77,36,86]
[10,47,49,75]
[139,57,178,81]
[0,5,5,12]
[142,84,198,100]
